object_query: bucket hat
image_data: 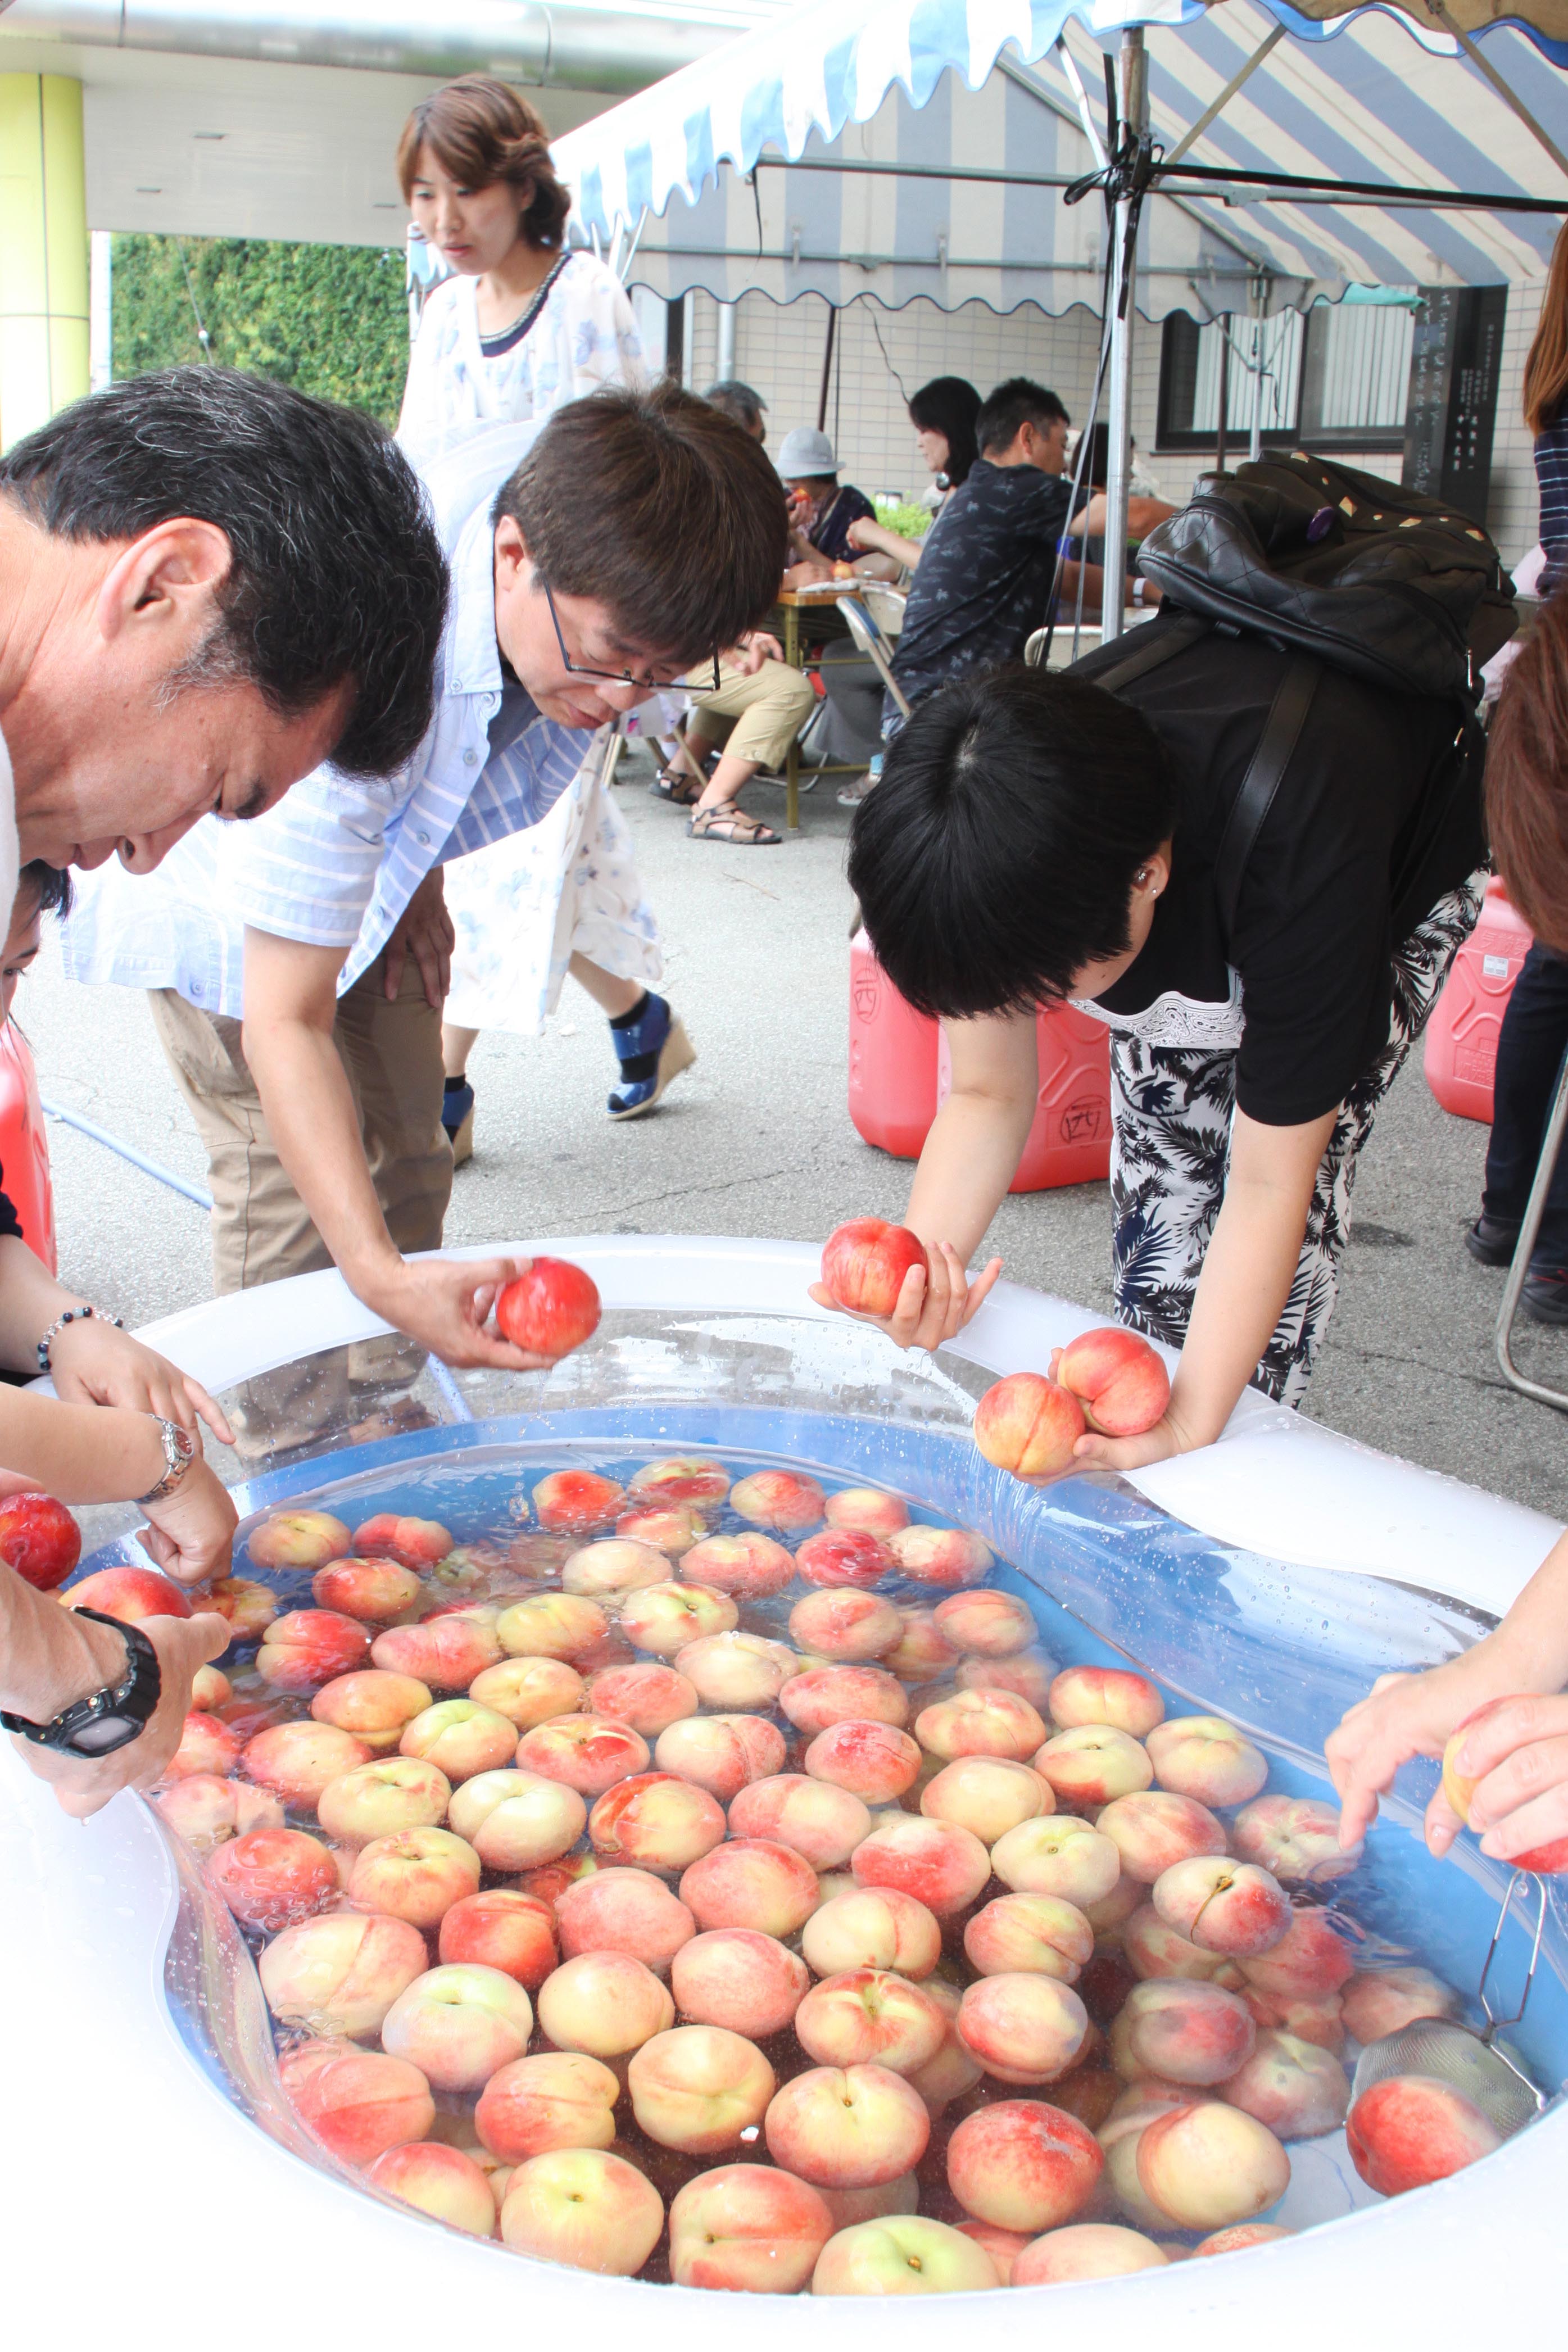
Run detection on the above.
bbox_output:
[777,426,839,477]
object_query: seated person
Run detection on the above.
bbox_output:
[705,380,769,442]
[654,632,815,848]
[1065,422,1179,569]
[779,428,875,584]
[847,375,981,575]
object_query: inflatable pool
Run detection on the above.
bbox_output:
[4,1236,1564,2335]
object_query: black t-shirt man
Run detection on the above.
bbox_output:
[891,459,1073,709]
[1071,618,1486,1125]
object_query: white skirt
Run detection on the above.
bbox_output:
[442,736,663,1036]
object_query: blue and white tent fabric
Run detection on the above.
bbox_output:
[552,0,1568,317]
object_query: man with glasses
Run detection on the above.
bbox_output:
[65,386,787,1427]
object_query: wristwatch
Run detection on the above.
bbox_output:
[1,1608,162,1756]
[137,1415,198,1505]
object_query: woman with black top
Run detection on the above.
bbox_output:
[847,376,982,574]
[827,645,1485,1471]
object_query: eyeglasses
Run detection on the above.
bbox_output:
[542,580,720,696]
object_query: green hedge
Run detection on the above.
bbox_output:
[110,234,409,423]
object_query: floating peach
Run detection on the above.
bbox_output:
[795,1529,896,1590]
[371,1612,501,1691]
[353,1512,452,1570]
[886,1525,993,1588]
[556,1866,695,1972]
[207,1828,338,1932]
[681,1530,796,1601]
[347,1826,481,1929]
[947,2098,1103,2232]
[782,1665,908,1736]
[788,1589,901,1662]
[365,2141,495,2236]
[1124,1904,1239,1985]
[629,2023,776,2154]
[803,1887,940,1979]
[1083,1876,1143,1938]
[619,1580,737,1656]
[439,1888,556,1987]
[1340,1966,1457,2045]
[531,1471,626,1534]
[188,1662,231,1711]
[850,1815,990,1917]
[1346,2074,1502,2196]
[629,1457,732,1506]
[515,1712,650,1797]
[317,1756,452,1845]
[729,1469,825,1532]
[1113,1979,1256,2086]
[1153,1856,1293,1957]
[991,1815,1121,1904]
[499,2146,662,2274]
[679,1837,820,1937]
[921,1756,1051,1843]
[256,1609,370,1693]
[535,1950,674,2060]
[495,1592,609,1662]
[1193,2222,1294,2256]
[655,1712,785,1801]
[881,1606,960,1681]
[476,2049,619,2163]
[916,1688,1046,1762]
[932,1589,1035,1657]
[1239,1908,1353,1999]
[447,1768,586,1870]
[399,1697,518,1782]
[1222,2030,1350,2138]
[467,1655,584,1732]
[153,1774,281,1854]
[958,1975,1088,2085]
[795,1969,946,2074]
[311,1669,432,1753]
[588,1770,726,1869]
[248,1509,351,1571]
[259,1910,428,2036]
[1034,1725,1153,1809]
[957,1648,1058,1709]
[615,1503,708,1558]
[973,1374,1084,1484]
[804,1720,922,1805]
[1231,1794,1362,1883]
[163,1711,243,1781]
[954,2222,1033,2283]
[1054,1327,1170,1437]
[563,1538,669,1599]
[672,1927,810,2037]
[669,2162,835,2294]
[311,1557,423,1623]
[765,2062,929,2188]
[1146,1713,1269,1806]
[964,1894,1092,1982]
[812,2214,997,2295]
[676,1630,800,1710]
[729,1775,872,1869]
[1137,2101,1290,2230]
[1013,2222,1167,2283]
[824,1489,910,1539]
[584,1660,699,1739]
[244,1720,374,1806]
[1048,1666,1164,1738]
[518,1853,598,1914]
[903,1978,984,2113]
[1097,1790,1227,1883]
[285,2045,433,2165]
[381,1961,534,2093]
[1239,1984,1345,2052]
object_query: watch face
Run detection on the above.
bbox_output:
[68,1712,143,1756]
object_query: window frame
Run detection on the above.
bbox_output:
[1154,306,1410,458]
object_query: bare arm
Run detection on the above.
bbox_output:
[0,1386,237,1582]
[1075,1103,1336,1471]
[241,927,552,1372]
[847,516,927,570]
[0,1237,231,1440]
[1067,492,1179,542]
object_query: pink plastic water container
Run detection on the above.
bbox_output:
[938,1005,1112,1191]
[1424,876,1533,1123]
[847,931,940,1159]
[0,1019,56,1271]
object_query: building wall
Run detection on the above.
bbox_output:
[681,281,1543,570]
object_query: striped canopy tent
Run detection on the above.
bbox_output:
[551,0,1568,320]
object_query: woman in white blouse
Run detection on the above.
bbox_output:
[396,75,691,1161]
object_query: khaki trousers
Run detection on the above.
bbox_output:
[685,656,817,770]
[148,951,452,1449]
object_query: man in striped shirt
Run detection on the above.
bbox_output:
[66,386,787,1432]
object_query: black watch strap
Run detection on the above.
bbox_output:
[1,1607,162,1756]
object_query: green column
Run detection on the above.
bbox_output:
[0,75,89,452]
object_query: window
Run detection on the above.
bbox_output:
[1157,299,1415,455]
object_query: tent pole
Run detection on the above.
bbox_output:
[816,303,837,431]
[1102,27,1147,646]
[1216,315,1230,475]
[1249,276,1265,461]
[716,297,736,379]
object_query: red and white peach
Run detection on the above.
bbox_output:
[615,1503,708,1558]
[583,1660,699,1738]
[671,1928,811,2038]
[1054,1327,1170,1438]
[467,1656,584,1732]
[679,1530,797,1601]
[311,1556,423,1623]
[1222,2029,1350,2138]
[515,1713,651,1797]
[1096,1790,1227,1883]
[1034,1725,1153,1809]
[563,1538,669,1599]
[556,1866,695,1973]
[957,1975,1089,2084]
[765,2062,930,2188]
[812,2215,998,2295]
[921,1756,1052,1843]
[885,1525,993,1589]
[1136,2100,1290,2230]
[851,1815,990,1916]
[990,1816,1121,1905]
[729,1468,825,1533]
[352,1512,452,1570]
[439,1888,557,1987]
[629,1457,732,1506]
[1231,1794,1362,1883]
[916,1688,1046,1763]
[347,1827,482,1929]
[380,1961,534,2093]
[499,2147,663,2274]
[618,1580,737,1656]
[1345,2074,1501,2196]
[311,1670,432,1755]
[259,1910,429,2036]
[1049,1666,1164,1739]
[824,1488,910,1539]
[795,1969,949,2074]
[535,1951,675,2060]
[654,1712,785,1802]
[1146,1714,1269,1807]
[370,1611,502,1691]
[957,1648,1058,1710]
[284,2044,434,2166]
[932,1589,1036,1657]
[588,1771,727,1870]
[1193,2222,1293,2256]
[679,1837,821,1937]
[531,1471,626,1534]
[1340,1966,1457,2045]
[794,1528,896,1590]
[819,1217,927,1318]
[1238,1907,1353,2000]
[495,1592,610,1662]
[788,1589,901,1662]
[972,1374,1085,1485]
[153,1774,282,1854]
[256,1608,371,1693]
[446,1768,587,1870]
[399,1697,519,1783]
[881,1607,960,1683]
[206,1828,338,1932]
[804,1721,923,1805]
[248,1509,351,1571]
[675,1631,800,1710]
[946,2099,1104,2232]
[782,1664,909,1736]
[1152,1856,1293,1958]
[628,2023,776,2154]
[1013,2223,1168,2283]
[803,1888,941,1979]
[365,2141,496,2236]
[1123,1905,1240,1985]
[729,1774,872,1869]
[316,1756,452,1845]
[964,1894,1093,1983]
[668,2163,836,2294]
[1112,1979,1256,2086]
[475,2050,619,2163]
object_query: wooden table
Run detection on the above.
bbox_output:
[773,584,867,833]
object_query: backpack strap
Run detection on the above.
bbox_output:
[1212,656,1320,939]
[1081,610,1209,694]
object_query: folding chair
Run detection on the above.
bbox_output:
[837,593,912,721]
[1497,1051,1568,1412]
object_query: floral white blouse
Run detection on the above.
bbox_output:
[397,250,656,1039]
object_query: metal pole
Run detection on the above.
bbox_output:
[715,296,736,380]
[815,303,837,432]
[89,229,112,392]
[40,1098,213,1211]
[1249,276,1265,461]
[1215,311,1230,474]
[1101,26,1146,646]
[1496,1053,1568,1412]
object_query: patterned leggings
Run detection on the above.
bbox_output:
[1107,876,1484,1407]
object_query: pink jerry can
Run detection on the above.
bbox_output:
[937,1003,1113,1191]
[847,930,940,1159]
[0,1019,56,1272]
[1424,876,1533,1123]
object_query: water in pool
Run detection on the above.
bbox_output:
[115,1428,1565,2294]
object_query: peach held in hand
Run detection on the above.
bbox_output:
[821,1217,927,1318]
[285,2045,434,2166]
[802,1887,941,1980]
[248,1508,352,1571]
[824,1488,910,1538]
[1034,1725,1153,1809]
[500,2147,663,2276]
[516,1714,651,1798]
[795,1969,948,2074]
[1152,1856,1293,1958]
[1112,1979,1256,2086]
[765,2062,930,2188]
[680,1837,821,1937]
[729,1468,826,1532]
[588,1770,726,1869]
[1345,2074,1502,2196]
[348,1827,482,1929]
[680,1530,796,1600]
[629,2023,776,2154]
[1221,2029,1350,2139]
[964,1894,1093,1983]
[556,1866,696,1972]
[316,1756,452,1845]
[365,2141,496,2237]
[311,1557,423,1623]
[946,2098,1103,2232]
[804,1720,922,1805]
[1147,1714,1268,1806]
[1097,1790,1227,1883]
[1013,2223,1167,2283]
[886,1524,993,1589]
[655,1712,785,1802]
[494,1256,601,1359]
[1136,2101,1290,2231]
[672,1928,811,2038]
[447,1768,587,1870]
[207,1828,339,1932]
[381,1962,534,2093]
[260,1910,428,2037]
[669,2163,836,2294]
[1054,1326,1170,1437]
[536,1951,675,2060]
[921,1756,1051,1843]
[958,1974,1088,2085]
[311,1669,433,1754]
[475,2050,619,2163]
[619,1580,737,1656]
[972,1374,1085,1485]
[812,2215,999,2295]
[990,1815,1121,1905]
[790,1589,901,1662]
[440,1888,557,1987]
[1231,1794,1362,1883]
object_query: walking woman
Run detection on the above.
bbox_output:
[397,75,691,1160]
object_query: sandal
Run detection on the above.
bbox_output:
[650,763,703,806]
[687,801,782,846]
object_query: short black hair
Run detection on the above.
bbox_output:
[498,383,788,661]
[705,379,768,437]
[848,664,1176,1018]
[977,378,1069,457]
[0,368,448,778]
[13,860,71,921]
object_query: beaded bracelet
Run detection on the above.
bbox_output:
[37,1304,125,1377]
